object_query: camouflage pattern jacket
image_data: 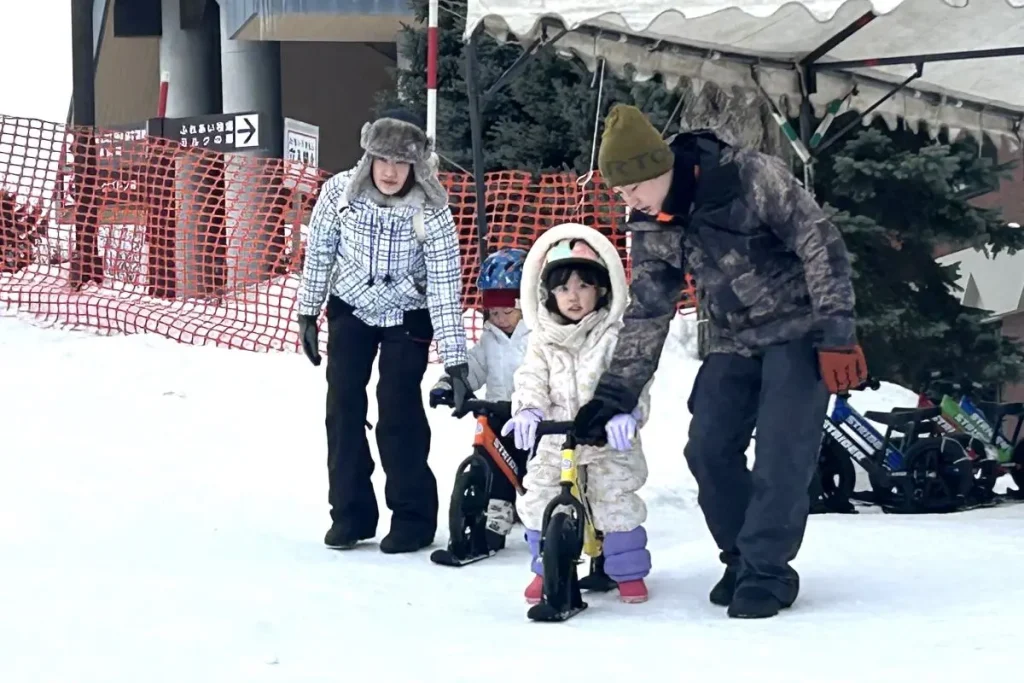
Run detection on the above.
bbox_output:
[598,132,857,406]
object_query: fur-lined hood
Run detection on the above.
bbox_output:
[343,115,448,210]
[520,223,629,345]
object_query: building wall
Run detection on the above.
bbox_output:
[280,41,395,174]
[934,141,1024,258]
[971,143,1024,226]
[94,15,160,127]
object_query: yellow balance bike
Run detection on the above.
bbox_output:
[527,420,616,622]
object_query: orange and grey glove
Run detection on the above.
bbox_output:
[818,345,868,394]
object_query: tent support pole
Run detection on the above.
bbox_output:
[798,75,816,190]
[813,64,924,156]
[811,45,1024,72]
[799,11,877,94]
[466,25,489,266]
[750,67,810,163]
[796,8,878,167]
[482,27,569,103]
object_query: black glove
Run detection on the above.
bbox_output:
[298,314,322,366]
[446,363,473,418]
[573,384,636,447]
[428,377,453,408]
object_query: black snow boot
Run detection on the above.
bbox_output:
[324,523,374,550]
[727,585,792,619]
[709,553,740,606]
[380,527,434,554]
[709,566,738,606]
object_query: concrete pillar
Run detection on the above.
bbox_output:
[219,2,284,295]
[220,11,282,157]
[159,0,217,117]
[159,0,219,299]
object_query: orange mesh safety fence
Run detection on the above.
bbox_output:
[0,116,696,360]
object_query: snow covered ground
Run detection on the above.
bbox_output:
[1,306,1021,683]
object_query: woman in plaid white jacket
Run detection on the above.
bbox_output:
[296,109,470,555]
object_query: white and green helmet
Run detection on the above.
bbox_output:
[540,235,609,285]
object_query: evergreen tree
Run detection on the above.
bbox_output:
[378,0,681,174]
[814,122,1024,392]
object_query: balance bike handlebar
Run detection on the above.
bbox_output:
[462,398,512,417]
[534,420,576,439]
[861,376,881,391]
[428,393,511,419]
[836,376,880,399]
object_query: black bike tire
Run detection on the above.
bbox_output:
[447,458,488,558]
[900,436,973,512]
[541,511,580,611]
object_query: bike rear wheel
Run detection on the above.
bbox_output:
[888,437,973,513]
[447,456,489,558]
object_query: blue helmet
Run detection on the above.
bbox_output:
[477,247,527,292]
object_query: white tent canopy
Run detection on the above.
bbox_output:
[464,0,1024,148]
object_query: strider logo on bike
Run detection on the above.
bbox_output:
[844,415,884,453]
[822,419,870,465]
[490,437,521,479]
[964,407,1012,451]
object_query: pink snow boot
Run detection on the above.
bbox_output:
[604,527,651,603]
[617,578,649,603]
[525,575,543,604]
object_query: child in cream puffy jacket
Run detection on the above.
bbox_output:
[502,223,652,604]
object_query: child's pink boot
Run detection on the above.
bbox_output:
[524,530,545,604]
[525,575,544,604]
[617,578,649,603]
[603,527,651,603]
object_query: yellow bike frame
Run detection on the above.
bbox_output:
[558,443,602,559]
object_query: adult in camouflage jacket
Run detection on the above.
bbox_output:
[573,104,868,619]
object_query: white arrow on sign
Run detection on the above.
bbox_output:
[233,114,260,149]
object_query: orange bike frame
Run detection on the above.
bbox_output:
[473,415,526,495]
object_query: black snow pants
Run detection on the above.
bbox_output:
[684,335,829,604]
[324,296,438,541]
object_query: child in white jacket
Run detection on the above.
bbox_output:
[430,248,531,560]
[502,223,652,604]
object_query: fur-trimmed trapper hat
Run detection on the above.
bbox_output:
[345,108,448,209]
[361,109,430,164]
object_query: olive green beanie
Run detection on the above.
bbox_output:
[598,104,674,188]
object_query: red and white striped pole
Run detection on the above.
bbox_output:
[426,0,438,141]
[157,71,170,117]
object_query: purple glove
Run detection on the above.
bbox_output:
[501,408,543,451]
[605,410,639,451]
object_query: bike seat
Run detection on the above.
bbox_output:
[977,401,1024,418]
[892,421,938,436]
[863,405,941,426]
